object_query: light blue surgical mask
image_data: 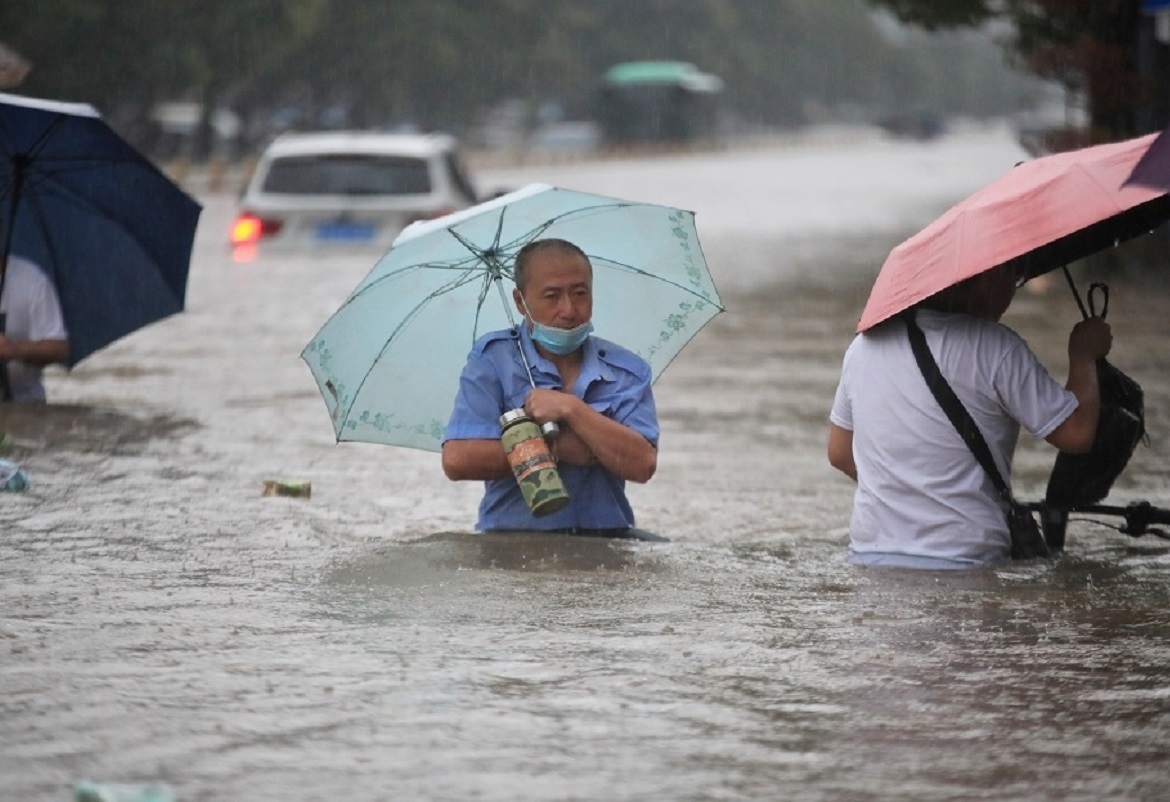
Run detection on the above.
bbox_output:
[531,319,594,355]
[517,292,593,355]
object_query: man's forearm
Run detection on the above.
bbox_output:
[0,338,69,366]
[563,402,656,483]
[1062,356,1101,449]
[441,438,513,481]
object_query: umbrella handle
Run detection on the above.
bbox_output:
[1088,282,1109,319]
[1061,266,1091,320]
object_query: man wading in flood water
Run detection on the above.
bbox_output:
[441,238,658,536]
[828,263,1111,569]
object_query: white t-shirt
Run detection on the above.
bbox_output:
[830,310,1077,568]
[1,255,68,402]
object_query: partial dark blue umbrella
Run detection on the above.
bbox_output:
[0,92,202,380]
[1123,123,1170,191]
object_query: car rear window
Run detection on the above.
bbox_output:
[261,154,433,195]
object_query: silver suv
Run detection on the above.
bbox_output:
[230,130,477,251]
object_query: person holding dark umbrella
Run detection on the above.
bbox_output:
[0,234,69,402]
[827,264,1112,569]
[0,91,200,403]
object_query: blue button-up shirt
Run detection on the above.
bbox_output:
[444,325,659,532]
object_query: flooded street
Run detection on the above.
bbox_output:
[3,125,1170,800]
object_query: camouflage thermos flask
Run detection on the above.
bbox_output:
[499,408,570,517]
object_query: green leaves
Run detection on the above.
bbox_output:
[2,0,1050,155]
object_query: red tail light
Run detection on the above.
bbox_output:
[230,213,283,245]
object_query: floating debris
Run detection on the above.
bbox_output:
[262,478,311,498]
[0,458,28,492]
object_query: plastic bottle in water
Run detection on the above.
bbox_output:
[73,781,176,802]
[0,458,28,492]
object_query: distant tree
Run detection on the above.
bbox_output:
[0,0,1055,158]
[867,0,995,30]
[575,0,901,127]
[266,0,563,132]
[1015,1,1144,140]
[112,0,331,158]
[866,0,1150,142]
[0,0,136,111]
[0,0,329,156]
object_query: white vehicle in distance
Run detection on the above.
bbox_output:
[230,130,478,251]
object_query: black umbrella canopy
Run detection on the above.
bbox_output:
[1006,190,1170,285]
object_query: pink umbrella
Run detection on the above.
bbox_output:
[857,132,1170,332]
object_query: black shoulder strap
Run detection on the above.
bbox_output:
[903,310,1012,504]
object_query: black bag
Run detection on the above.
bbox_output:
[1045,357,1145,508]
[1007,499,1050,560]
[905,311,1050,561]
[1045,283,1145,509]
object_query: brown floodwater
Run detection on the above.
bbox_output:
[2,127,1170,801]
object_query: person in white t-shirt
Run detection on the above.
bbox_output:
[828,264,1112,569]
[0,253,70,402]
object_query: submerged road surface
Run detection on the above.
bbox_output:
[3,125,1170,801]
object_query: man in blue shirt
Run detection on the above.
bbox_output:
[442,238,659,534]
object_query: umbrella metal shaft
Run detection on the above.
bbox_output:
[494,276,559,439]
